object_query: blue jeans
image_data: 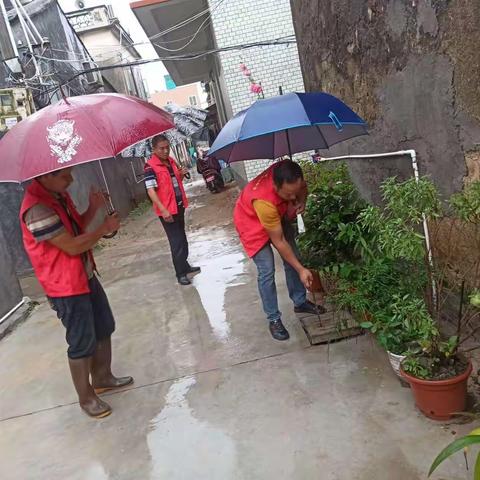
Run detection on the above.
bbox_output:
[252,223,306,323]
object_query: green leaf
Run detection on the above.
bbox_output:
[429,435,480,476]
[475,452,480,480]
[360,322,373,329]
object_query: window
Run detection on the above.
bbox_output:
[189,95,197,106]
[0,94,13,107]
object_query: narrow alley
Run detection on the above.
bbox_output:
[0,178,466,479]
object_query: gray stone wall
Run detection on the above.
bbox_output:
[290,0,480,200]
[0,226,22,319]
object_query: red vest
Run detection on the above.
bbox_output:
[234,163,289,258]
[20,180,95,297]
[146,155,188,217]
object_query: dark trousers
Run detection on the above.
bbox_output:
[160,207,189,278]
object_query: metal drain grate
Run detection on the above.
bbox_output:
[297,307,363,345]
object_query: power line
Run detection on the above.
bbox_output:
[59,35,296,84]
[152,0,226,53]
[147,5,212,41]
[20,35,296,101]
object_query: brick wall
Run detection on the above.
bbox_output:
[208,0,305,180]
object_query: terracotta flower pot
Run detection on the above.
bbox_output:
[308,269,324,293]
[401,361,472,420]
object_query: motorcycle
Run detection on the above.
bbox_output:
[202,168,224,193]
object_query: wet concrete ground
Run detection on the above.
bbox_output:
[0,178,470,479]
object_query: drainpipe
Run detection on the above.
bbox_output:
[0,297,27,326]
[317,149,437,305]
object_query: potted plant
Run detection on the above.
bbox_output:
[371,294,437,377]
[297,162,366,294]
[399,180,480,420]
[401,337,472,420]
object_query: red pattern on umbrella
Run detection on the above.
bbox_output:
[0,93,175,183]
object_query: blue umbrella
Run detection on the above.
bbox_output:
[208,92,367,162]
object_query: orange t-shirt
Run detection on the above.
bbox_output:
[253,200,281,230]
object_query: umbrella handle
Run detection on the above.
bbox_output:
[102,210,118,239]
[103,230,118,239]
[184,172,191,180]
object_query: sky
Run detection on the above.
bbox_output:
[107,0,169,94]
[58,0,169,94]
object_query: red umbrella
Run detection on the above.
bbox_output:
[0,93,175,183]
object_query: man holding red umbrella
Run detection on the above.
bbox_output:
[20,167,133,418]
[0,92,177,417]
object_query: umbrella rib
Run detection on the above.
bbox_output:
[315,124,330,151]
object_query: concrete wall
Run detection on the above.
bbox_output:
[150,83,207,109]
[208,0,305,181]
[290,0,480,201]
[0,225,22,319]
[79,28,146,98]
[69,157,148,221]
[0,183,31,274]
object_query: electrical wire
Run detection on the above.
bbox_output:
[58,35,296,86]
[147,5,211,41]
[12,35,297,102]
[48,2,221,56]
[152,0,226,52]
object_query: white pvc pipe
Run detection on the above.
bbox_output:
[15,0,43,45]
[0,297,26,326]
[318,149,437,304]
[0,0,19,57]
[12,0,35,50]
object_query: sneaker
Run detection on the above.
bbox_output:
[178,275,191,286]
[187,266,201,274]
[269,319,290,341]
[294,300,326,315]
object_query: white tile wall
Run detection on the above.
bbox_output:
[208,0,305,180]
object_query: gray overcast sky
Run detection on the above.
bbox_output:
[108,0,168,94]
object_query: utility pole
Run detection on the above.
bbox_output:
[0,0,18,61]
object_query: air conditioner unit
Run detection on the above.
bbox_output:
[82,61,103,85]
[0,87,35,131]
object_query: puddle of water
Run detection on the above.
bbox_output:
[190,233,247,341]
[83,463,109,480]
[147,377,237,479]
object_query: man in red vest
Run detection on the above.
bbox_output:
[145,134,200,285]
[20,167,133,418]
[234,160,325,341]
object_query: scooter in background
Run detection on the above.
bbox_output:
[202,168,224,193]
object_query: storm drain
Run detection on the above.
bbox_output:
[297,307,363,345]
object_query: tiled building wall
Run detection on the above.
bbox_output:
[209,0,305,180]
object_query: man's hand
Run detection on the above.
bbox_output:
[89,188,108,212]
[299,268,313,289]
[180,166,190,179]
[295,201,306,215]
[161,208,174,223]
[101,213,120,235]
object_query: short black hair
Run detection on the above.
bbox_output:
[152,134,169,148]
[273,160,303,188]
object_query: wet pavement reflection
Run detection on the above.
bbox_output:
[189,229,247,341]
